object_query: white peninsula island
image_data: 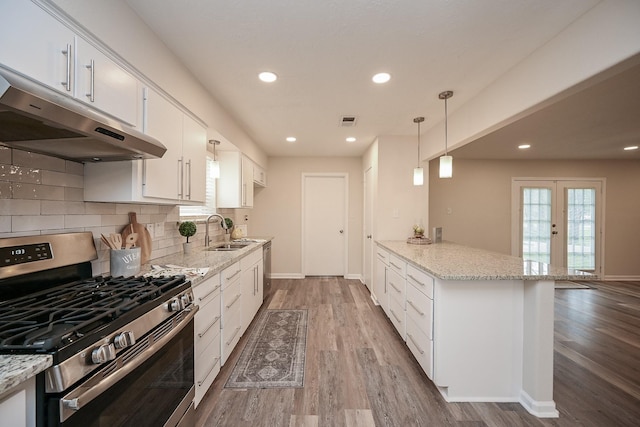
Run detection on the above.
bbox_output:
[374,241,593,418]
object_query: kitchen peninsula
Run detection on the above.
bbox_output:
[375,240,593,418]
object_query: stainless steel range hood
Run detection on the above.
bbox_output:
[0,67,166,162]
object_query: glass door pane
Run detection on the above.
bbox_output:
[565,188,596,270]
[522,187,552,264]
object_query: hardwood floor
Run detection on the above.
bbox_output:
[195,278,640,426]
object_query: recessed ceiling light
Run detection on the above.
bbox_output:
[372,72,391,84]
[518,144,531,149]
[346,137,356,142]
[286,136,297,142]
[623,145,638,151]
[258,71,278,82]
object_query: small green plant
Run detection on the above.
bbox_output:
[178,221,197,243]
[224,217,234,230]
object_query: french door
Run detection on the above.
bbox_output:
[511,179,603,273]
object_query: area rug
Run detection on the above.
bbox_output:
[555,280,591,289]
[225,309,308,388]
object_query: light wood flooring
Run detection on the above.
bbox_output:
[195,278,640,426]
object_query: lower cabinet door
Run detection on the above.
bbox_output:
[406,315,434,379]
[221,305,243,365]
[388,297,406,340]
[195,335,221,407]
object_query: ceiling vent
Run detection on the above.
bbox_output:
[340,116,357,127]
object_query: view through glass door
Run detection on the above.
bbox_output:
[512,179,602,273]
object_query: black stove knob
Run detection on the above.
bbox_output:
[114,331,136,349]
[91,343,116,364]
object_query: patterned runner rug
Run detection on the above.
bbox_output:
[225,309,308,388]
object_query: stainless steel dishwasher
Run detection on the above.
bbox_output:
[263,241,272,300]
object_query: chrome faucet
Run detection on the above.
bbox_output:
[205,214,228,246]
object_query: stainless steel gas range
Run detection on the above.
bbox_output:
[0,232,197,427]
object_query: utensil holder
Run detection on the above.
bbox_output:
[110,247,141,277]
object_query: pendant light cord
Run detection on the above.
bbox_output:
[444,97,448,156]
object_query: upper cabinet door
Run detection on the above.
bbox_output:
[0,1,75,93]
[143,87,183,200]
[75,39,139,127]
[182,114,206,203]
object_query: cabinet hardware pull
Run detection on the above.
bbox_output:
[407,274,424,286]
[177,158,183,198]
[407,333,425,355]
[226,269,241,281]
[197,356,220,386]
[198,316,220,338]
[377,252,385,259]
[186,159,192,199]
[390,261,401,269]
[62,44,72,91]
[407,300,425,316]
[226,293,241,309]
[389,282,401,293]
[198,285,221,302]
[85,59,95,102]
[226,326,241,345]
[390,309,402,323]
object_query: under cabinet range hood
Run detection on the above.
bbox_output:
[0,67,166,162]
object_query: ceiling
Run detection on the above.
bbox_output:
[124,0,637,160]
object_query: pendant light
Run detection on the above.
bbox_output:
[438,90,453,178]
[208,140,220,179]
[413,117,425,186]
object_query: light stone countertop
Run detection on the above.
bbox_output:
[0,238,272,395]
[0,355,52,395]
[377,240,595,281]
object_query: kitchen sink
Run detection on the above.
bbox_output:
[206,242,252,251]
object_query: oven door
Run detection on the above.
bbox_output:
[45,307,197,427]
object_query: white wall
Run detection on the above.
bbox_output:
[249,157,363,278]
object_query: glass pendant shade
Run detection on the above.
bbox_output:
[413,167,424,186]
[210,160,220,179]
[439,155,453,178]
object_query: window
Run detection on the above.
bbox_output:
[179,156,217,217]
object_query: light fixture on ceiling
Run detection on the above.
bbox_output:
[286,136,297,142]
[258,71,278,82]
[623,145,638,151]
[208,139,220,179]
[438,90,454,178]
[518,144,531,149]
[346,137,356,142]
[413,116,425,186]
[372,72,391,84]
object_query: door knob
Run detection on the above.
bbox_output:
[367,235,372,239]
[339,230,344,234]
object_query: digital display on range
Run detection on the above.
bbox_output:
[0,243,52,266]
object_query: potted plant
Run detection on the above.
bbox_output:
[224,217,233,241]
[178,221,197,254]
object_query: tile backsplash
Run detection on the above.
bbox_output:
[0,147,227,275]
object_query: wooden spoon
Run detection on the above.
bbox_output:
[110,233,123,250]
[101,234,116,249]
[124,233,138,249]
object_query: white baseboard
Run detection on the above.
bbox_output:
[519,390,559,418]
[601,275,640,281]
[270,273,305,279]
[345,273,363,282]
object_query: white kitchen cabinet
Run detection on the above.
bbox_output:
[0,1,75,95]
[220,262,243,365]
[374,247,389,313]
[240,249,264,334]
[217,151,254,208]
[253,164,267,187]
[0,376,35,427]
[192,274,221,407]
[75,38,139,126]
[84,89,206,204]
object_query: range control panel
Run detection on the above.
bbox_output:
[0,242,52,266]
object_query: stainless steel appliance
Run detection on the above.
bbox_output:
[263,241,271,301]
[0,232,196,427]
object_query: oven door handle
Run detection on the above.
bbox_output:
[60,306,198,421]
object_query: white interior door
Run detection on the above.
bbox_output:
[302,174,347,276]
[512,179,602,274]
[364,167,373,289]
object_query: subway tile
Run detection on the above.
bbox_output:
[12,215,64,232]
[12,183,65,200]
[100,214,131,226]
[0,230,40,238]
[85,202,116,215]
[0,147,10,164]
[65,160,84,175]
[41,201,86,215]
[0,217,11,232]
[0,164,41,184]
[0,199,41,215]
[0,181,11,199]
[116,204,141,215]
[12,150,66,172]
[64,215,102,228]
[41,170,83,188]
[140,205,161,214]
[65,187,84,201]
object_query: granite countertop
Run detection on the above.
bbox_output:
[377,240,594,281]
[0,355,52,395]
[0,237,272,395]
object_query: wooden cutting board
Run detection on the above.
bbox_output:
[121,212,152,264]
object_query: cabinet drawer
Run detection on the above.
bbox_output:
[195,337,221,407]
[406,264,434,299]
[192,274,221,306]
[388,254,406,278]
[240,248,262,270]
[376,247,389,266]
[221,262,242,289]
[406,284,433,339]
[221,306,243,365]
[195,294,221,355]
[406,315,433,379]
[387,268,405,307]
[388,296,406,340]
